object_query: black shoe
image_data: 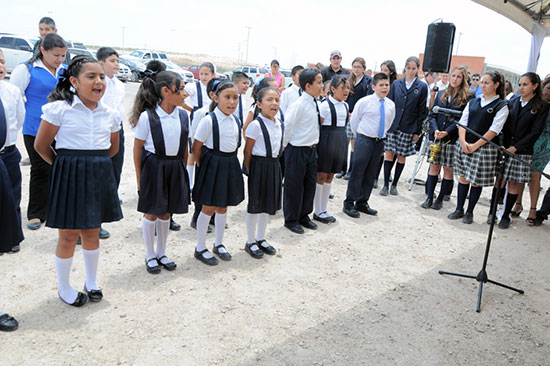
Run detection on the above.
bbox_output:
[329,194,334,199]
[244,242,264,259]
[285,223,304,234]
[145,258,161,274]
[59,291,88,307]
[443,194,451,202]
[170,218,181,231]
[313,213,332,224]
[190,219,213,233]
[498,217,511,229]
[380,186,389,196]
[213,244,232,261]
[343,172,351,180]
[343,206,360,218]
[431,199,443,210]
[99,227,110,240]
[194,248,218,265]
[390,185,398,196]
[299,218,318,230]
[486,213,495,224]
[421,198,433,209]
[373,179,378,189]
[9,244,20,253]
[356,203,377,215]
[448,210,464,220]
[0,314,18,331]
[256,239,276,255]
[84,285,103,302]
[335,171,345,179]
[462,212,474,224]
[157,255,177,270]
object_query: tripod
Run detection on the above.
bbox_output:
[408,117,431,191]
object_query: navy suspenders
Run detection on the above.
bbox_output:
[255,116,284,159]
[209,112,242,151]
[326,99,349,127]
[146,108,189,158]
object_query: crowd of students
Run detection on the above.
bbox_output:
[1,16,550,332]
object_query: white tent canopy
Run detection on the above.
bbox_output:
[473,0,550,71]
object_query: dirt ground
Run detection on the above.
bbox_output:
[1,82,549,365]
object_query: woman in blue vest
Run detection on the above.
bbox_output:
[10,33,67,230]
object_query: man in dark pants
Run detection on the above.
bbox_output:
[283,68,323,234]
[343,73,395,217]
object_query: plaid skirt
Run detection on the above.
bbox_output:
[385,130,416,157]
[502,153,532,183]
[455,142,498,187]
[345,123,354,140]
[426,141,456,168]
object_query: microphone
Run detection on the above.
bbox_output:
[433,106,463,118]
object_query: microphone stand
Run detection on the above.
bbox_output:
[435,113,549,312]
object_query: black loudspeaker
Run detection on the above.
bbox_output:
[423,22,456,73]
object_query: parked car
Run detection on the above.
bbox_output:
[280,69,292,89]
[225,65,268,86]
[65,41,87,50]
[116,63,131,82]
[186,64,200,80]
[0,33,38,72]
[120,57,144,82]
[126,49,169,63]
[164,62,194,84]
[68,48,94,58]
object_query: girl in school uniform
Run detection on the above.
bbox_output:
[448,70,509,224]
[265,60,286,93]
[34,55,122,306]
[422,65,473,210]
[493,72,548,228]
[381,56,428,196]
[243,77,282,132]
[10,33,67,230]
[243,87,283,258]
[314,75,350,223]
[192,81,244,265]
[131,71,191,273]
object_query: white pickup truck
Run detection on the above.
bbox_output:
[0,33,38,73]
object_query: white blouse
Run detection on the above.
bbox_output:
[0,81,25,148]
[194,107,240,153]
[134,105,185,156]
[41,96,120,150]
[102,75,125,127]
[319,96,348,127]
[245,113,282,157]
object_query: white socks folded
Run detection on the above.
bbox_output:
[246,213,269,251]
[196,212,213,258]
[142,217,156,260]
[56,256,77,304]
[143,217,172,264]
[82,248,99,291]
[156,218,170,264]
[314,183,332,217]
[314,184,323,216]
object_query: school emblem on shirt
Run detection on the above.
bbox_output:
[487,108,494,114]
[414,89,419,94]
[531,108,537,115]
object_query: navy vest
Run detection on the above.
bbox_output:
[466,97,507,143]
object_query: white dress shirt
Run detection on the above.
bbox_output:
[283,92,320,147]
[405,77,417,90]
[458,95,509,135]
[194,107,240,153]
[134,105,185,156]
[102,75,125,127]
[190,105,209,142]
[350,94,396,139]
[0,81,25,147]
[280,83,302,115]
[10,59,65,95]
[319,96,348,127]
[245,113,283,157]
[41,96,120,150]
[184,81,211,111]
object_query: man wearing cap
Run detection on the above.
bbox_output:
[321,51,350,82]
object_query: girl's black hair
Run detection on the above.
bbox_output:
[251,77,275,102]
[483,70,506,99]
[381,60,397,85]
[253,87,279,119]
[130,70,182,126]
[271,59,280,67]
[28,33,66,65]
[48,55,98,103]
[200,62,215,74]
[520,72,543,112]
[329,75,348,96]
[207,77,222,95]
[209,80,237,112]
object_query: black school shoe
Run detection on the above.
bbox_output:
[0,314,18,331]
[59,292,88,307]
[421,198,433,209]
[145,258,161,274]
[299,218,318,230]
[157,256,177,270]
[355,203,377,216]
[448,210,464,220]
[431,199,443,210]
[257,239,276,255]
[99,227,110,240]
[285,223,304,234]
[213,244,232,261]
[84,284,103,302]
[244,242,264,259]
[313,213,332,224]
[498,217,511,229]
[194,248,218,266]
[343,206,360,218]
[170,217,181,231]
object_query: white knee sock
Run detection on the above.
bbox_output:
[314,183,323,215]
[142,217,156,260]
[256,213,269,242]
[214,213,227,253]
[187,165,195,189]
[196,212,213,258]
[56,256,77,304]
[246,213,258,245]
[82,248,100,291]
[156,218,170,264]
[321,183,332,214]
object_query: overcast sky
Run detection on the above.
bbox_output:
[4,0,550,75]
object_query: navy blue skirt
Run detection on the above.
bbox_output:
[46,149,123,229]
[138,154,190,215]
[247,155,282,214]
[193,147,244,207]
[317,126,347,173]
[0,158,23,252]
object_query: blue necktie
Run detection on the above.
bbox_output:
[298,89,302,96]
[238,95,243,123]
[378,98,385,138]
[0,98,7,149]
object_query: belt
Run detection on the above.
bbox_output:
[0,145,16,155]
[358,133,385,142]
[289,143,317,149]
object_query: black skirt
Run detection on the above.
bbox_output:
[193,147,244,207]
[138,154,190,215]
[317,126,347,173]
[0,159,23,252]
[46,149,123,229]
[247,155,282,214]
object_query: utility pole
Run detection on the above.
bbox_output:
[455,32,463,55]
[245,26,251,63]
[122,26,127,50]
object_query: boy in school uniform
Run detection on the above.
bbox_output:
[344,73,395,218]
[97,47,126,240]
[283,68,323,234]
[231,71,249,125]
[280,65,305,115]
[0,49,25,253]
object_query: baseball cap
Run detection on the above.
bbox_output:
[330,50,342,58]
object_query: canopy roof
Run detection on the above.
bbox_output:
[473,0,550,35]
